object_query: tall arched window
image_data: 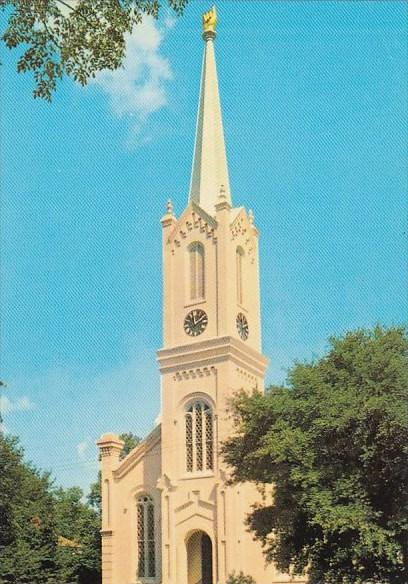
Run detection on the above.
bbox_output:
[189,242,205,300]
[137,495,156,579]
[185,400,214,473]
[236,246,244,305]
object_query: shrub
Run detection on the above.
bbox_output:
[226,571,256,584]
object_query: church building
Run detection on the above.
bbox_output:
[97,7,304,584]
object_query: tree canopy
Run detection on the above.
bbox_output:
[118,431,142,460]
[53,487,101,584]
[0,433,101,584]
[1,0,189,100]
[0,435,57,583]
[222,326,408,584]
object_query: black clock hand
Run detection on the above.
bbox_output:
[195,314,205,326]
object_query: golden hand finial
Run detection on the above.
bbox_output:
[202,5,217,35]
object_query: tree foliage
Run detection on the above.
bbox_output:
[119,431,142,460]
[54,487,101,584]
[0,435,57,584]
[1,0,189,100]
[222,326,408,584]
[0,434,101,584]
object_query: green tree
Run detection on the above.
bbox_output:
[0,434,103,584]
[0,434,58,584]
[119,431,142,460]
[87,472,102,513]
[222,326,408,584]
[1,0,189,101]
[54,487,101,584]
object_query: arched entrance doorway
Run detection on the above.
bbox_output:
[186,531,213,584]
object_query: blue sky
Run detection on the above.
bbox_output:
[1,1,406,492]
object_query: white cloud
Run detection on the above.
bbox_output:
[164,14,177,30]
[90,16,174,141]
[0,395,35,415]
[77,440,89,461]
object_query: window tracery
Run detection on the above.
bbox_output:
[136,495,156,579]
[185,400,214,472]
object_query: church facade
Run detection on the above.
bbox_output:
[97,8,304,584]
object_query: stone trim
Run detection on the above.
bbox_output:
[167,202,217,255]
[172,366,216,382]
[157,336,268,377]
[236,367,258,385]
[113,425,161,480]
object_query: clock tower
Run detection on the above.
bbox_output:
[156,7,270,583]
[97,8,304,584]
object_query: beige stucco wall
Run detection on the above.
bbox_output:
[161,202,262,354]
[98,429,162,584]
[96,7,309,580]
[97,201,305,584]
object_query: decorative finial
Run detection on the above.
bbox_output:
[166,199,174,215]
[215,184,231,212]
[202,5,217,39]
[249,209,254,225]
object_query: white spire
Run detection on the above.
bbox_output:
[189,7,231,215]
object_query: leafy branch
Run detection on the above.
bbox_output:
[1,0,189,100]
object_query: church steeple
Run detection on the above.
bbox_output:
[189,6,231,215]
[161,6,263,354]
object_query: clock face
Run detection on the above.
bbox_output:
[184,309,208,337]
[236,312,249,341]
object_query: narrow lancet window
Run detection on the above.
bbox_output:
[185,401,214,472]
[137,495,156,579]
[104,479,110,526]
[189,242,205,300]
[236,246,244,305]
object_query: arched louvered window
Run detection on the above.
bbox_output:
[236,246,244,305]
[137,495,156,579]
[189,242,205,300]
[185,400,214,473]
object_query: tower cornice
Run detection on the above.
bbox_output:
[157,336,269,378]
